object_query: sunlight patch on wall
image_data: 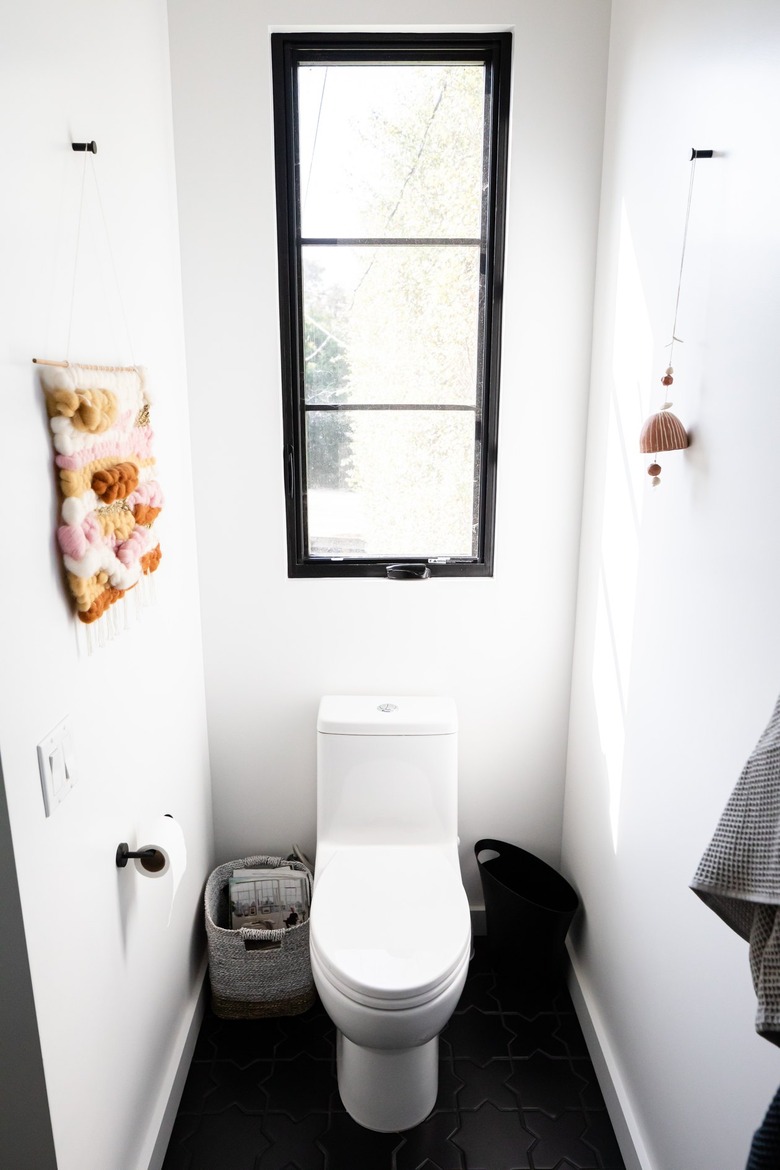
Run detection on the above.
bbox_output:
[592,203,652,851]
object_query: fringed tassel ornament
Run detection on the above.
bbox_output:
[639,149,711,485]
[640,366,689,487]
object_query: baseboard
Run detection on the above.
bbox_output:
[566,946,654,1170]
[144,958,209,1170]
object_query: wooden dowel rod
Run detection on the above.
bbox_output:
[32,359,140,372]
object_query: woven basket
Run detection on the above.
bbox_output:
[205,854,316,1019]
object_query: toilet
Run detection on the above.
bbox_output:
[310,695,472,1132]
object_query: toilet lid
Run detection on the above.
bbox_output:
[310,846,471,1004]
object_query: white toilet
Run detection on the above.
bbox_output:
[309,695,472,1133]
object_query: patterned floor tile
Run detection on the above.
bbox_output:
[210,1017,287,1068]
[433,1059,466,1112]
[451,1101,534,1169]
[174,1106,270,1170]
[258,1053,335,1119]
[507,1053,589,1112]
[162,1113,200,1170]
[575,1063,608,1111]
[508,1015,568,1060]
[394,1110,464,1170]
[490,975,564,1017]
[454,1058,520,1111]
[582,1110,627,1170]
[274,1010,336,1061]
[555,1013,592,1060]
[162,940,625,1170]
[455,971,499,1014]
[524,1109,600,1169]
[442,1007,516,1065]
[317,1112,404,1167]
[204,1060,269,1114]
[176,1060,218,1114]
[256,1113,328,1169]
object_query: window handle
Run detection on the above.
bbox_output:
[386,563,431,580]
[285,446,295,499]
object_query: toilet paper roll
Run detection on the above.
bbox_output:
[133,813,187,923]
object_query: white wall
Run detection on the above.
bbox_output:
[167,0,610,903]
[0,4,213,1169]
[563,0,780,1166]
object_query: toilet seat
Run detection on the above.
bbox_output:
[310,845,471,1009]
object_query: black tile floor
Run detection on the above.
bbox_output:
[162,940,625,1170]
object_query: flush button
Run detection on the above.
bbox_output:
[377,703,398,713]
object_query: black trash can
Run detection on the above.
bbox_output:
[475,839,579,988]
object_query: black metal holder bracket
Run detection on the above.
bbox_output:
[386,563,431,580]
[116,843,158,868]
[72,141,98,154]
[690,148,713,160]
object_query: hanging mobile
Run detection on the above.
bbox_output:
[639,148,713,485]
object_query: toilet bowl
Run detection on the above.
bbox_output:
[311,696,471,1132]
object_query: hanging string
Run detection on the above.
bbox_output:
[89,152,137,367]
[666,156,698,371]
[65,148,90,362]
[60,147,137,369]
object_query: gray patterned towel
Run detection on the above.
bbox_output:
[691,692,780,1045]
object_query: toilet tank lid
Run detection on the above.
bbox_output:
[317,696,457,735]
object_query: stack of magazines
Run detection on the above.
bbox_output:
[228,865,311,931]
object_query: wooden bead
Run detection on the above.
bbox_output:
[652,476,661,487]
[661,374,674,386]
[648,463,661,476]
[665,366,674,376]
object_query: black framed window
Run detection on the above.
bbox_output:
[272,32,511,577]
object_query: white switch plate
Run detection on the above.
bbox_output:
[37,717,77,816]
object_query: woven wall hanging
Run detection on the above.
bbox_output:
[35,142,163,645]
[39,361,162,636]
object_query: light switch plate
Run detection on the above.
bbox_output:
[37,717,77,816]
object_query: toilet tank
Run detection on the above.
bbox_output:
[316,696,458,848]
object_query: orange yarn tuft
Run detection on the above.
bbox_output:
[92,461,139,503]
[133,503,161,526]
[77,586,125,623]
[140,545,162,574]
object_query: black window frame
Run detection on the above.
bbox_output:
[272,31,511,578]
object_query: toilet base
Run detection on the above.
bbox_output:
[336,1031,438,1132]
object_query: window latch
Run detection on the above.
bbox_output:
[386,563,431,580]
[284,446,295,499]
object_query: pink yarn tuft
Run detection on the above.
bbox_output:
[82,512,101,544]
[58,524,86,560]
[127,479,164,509]
[116,525,151,567]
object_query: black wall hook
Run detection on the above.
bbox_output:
[690,148,713,160]
[72,141,98,154]
[116,843,165,871]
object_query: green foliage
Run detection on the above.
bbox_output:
[300,63,486,553]
[303,258,354,490]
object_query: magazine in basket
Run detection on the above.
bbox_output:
[228,865,311,931]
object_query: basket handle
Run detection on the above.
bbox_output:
[239,925,287,951]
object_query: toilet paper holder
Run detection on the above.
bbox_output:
[116,842,166,871]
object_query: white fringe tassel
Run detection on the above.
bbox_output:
[77,573,158,657]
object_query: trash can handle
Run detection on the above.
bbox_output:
[475,838,504,863]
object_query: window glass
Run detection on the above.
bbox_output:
[298,64,485,240]
[302,246,481,407]
[273,34,510,577]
